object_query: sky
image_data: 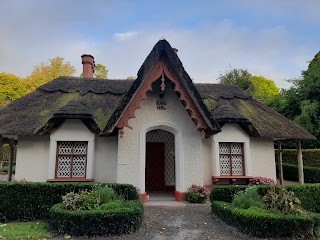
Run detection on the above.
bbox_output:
[0,0,319,89]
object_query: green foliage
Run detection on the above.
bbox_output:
[209,185,247,203]
[94,185,118,204]
[232,187,265,209]
[277,163,320,183]
[0,182,139,221]
[218,68,252,91]
[263,185,305,215]
[187,184,209,203]
[25,57,76,92]
[97,200,126,210]
[275,149,320,168]
[49,201,143,236]
[95,63,108,79]
[250,75,280,104]
[0,72,27,107]
[211,201,314,238]
[62,190,98,211]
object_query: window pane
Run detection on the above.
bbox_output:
[73,142,87,155]
[72,155,86,177]
[58,142,72,154]
[57,155,72,177]
[232,155,243,175]
[219,143,230,154]
[231,143,242,154]
[219,155,231,175]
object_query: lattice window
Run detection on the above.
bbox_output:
[219,142,244,176]
[56,141,87,178]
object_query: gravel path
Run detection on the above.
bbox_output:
[54,202,305,240]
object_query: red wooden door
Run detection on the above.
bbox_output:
[145,142,165,192]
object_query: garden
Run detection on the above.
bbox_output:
[0,182,143,239]
[210,178,320,238]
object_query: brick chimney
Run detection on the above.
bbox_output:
[81,54,95,78]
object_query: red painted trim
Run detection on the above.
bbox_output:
[140,192,148,203]
[47,178,94,182]
[175,191,187,202]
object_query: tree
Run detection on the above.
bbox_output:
[95,64,108,79]
[0,72,27,107]
[25,57,76,92]
[250,76,280,104]
[218,68,253,91]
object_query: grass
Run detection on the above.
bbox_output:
[0,221,51,240]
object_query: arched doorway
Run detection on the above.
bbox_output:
[145,129,175,198]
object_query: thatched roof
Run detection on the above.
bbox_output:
[0,40,315,141]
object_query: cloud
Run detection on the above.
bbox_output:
[113,32,138,41]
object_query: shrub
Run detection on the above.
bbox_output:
[187,184,209,203]
[62,190,98,211]
[0,182,139,221]
[212,201,314,238]
[49,201,143,236]
[263,185,305,215]
[250,176,276,185]
[97,200,126,210]
[232,186,265,209]
[94,186,119,204]
[209,185,247,203]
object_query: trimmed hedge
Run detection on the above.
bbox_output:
[210,184,320,213]
[0,182,139,221]
[209,186,248,203]
[49,201,143,236]
[279,163,320,183]
[275,149,320,168]
[212,201,314,238]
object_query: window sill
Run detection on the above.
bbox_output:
[47,178,94,182]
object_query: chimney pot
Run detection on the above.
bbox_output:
[81,54,95,78]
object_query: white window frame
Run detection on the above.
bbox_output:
[48,119,95,180]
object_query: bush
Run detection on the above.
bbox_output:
[250,176,276,185]
[209,185,247,203]
[94,185,119,204]
[97,200,126,210]
[212,201,314,238]
[187,184,210,203]
[0,182,139,221]
[278,163,320,183]
[62,190,98,211]
[263,185,305,215]
[275,149,320,168]
[232,187,264,209]
[49,201,143,236]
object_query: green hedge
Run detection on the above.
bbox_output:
[210,184,320,213]
[275,149,320,168]
[0,182,139,221]
[211,201,314,238]
[209,186,248,203]
[49,201,143,236]
[278,163,320,183]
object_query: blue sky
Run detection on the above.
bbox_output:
[1,0,319,88]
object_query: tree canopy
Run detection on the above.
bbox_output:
[218,68,252,91]
[25,57,76,92]
[0,72,26,107]
[95,64,108,79]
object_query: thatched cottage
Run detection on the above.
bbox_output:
[0,40,315,202]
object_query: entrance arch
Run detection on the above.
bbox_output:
[139,121,185,201]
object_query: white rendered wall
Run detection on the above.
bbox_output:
[202,137,212,186]
[94,136,118,183]
[212,123,251,176]
[48,119,95,180]
[250,138,276,180]
[15,136,50,182]
[117,81,203,193]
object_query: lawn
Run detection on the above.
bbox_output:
[0,221,51,240]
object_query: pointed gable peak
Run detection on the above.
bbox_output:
[103,40,220,138]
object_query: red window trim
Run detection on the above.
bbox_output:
[219,142,245,176]
[55,141,88,179]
